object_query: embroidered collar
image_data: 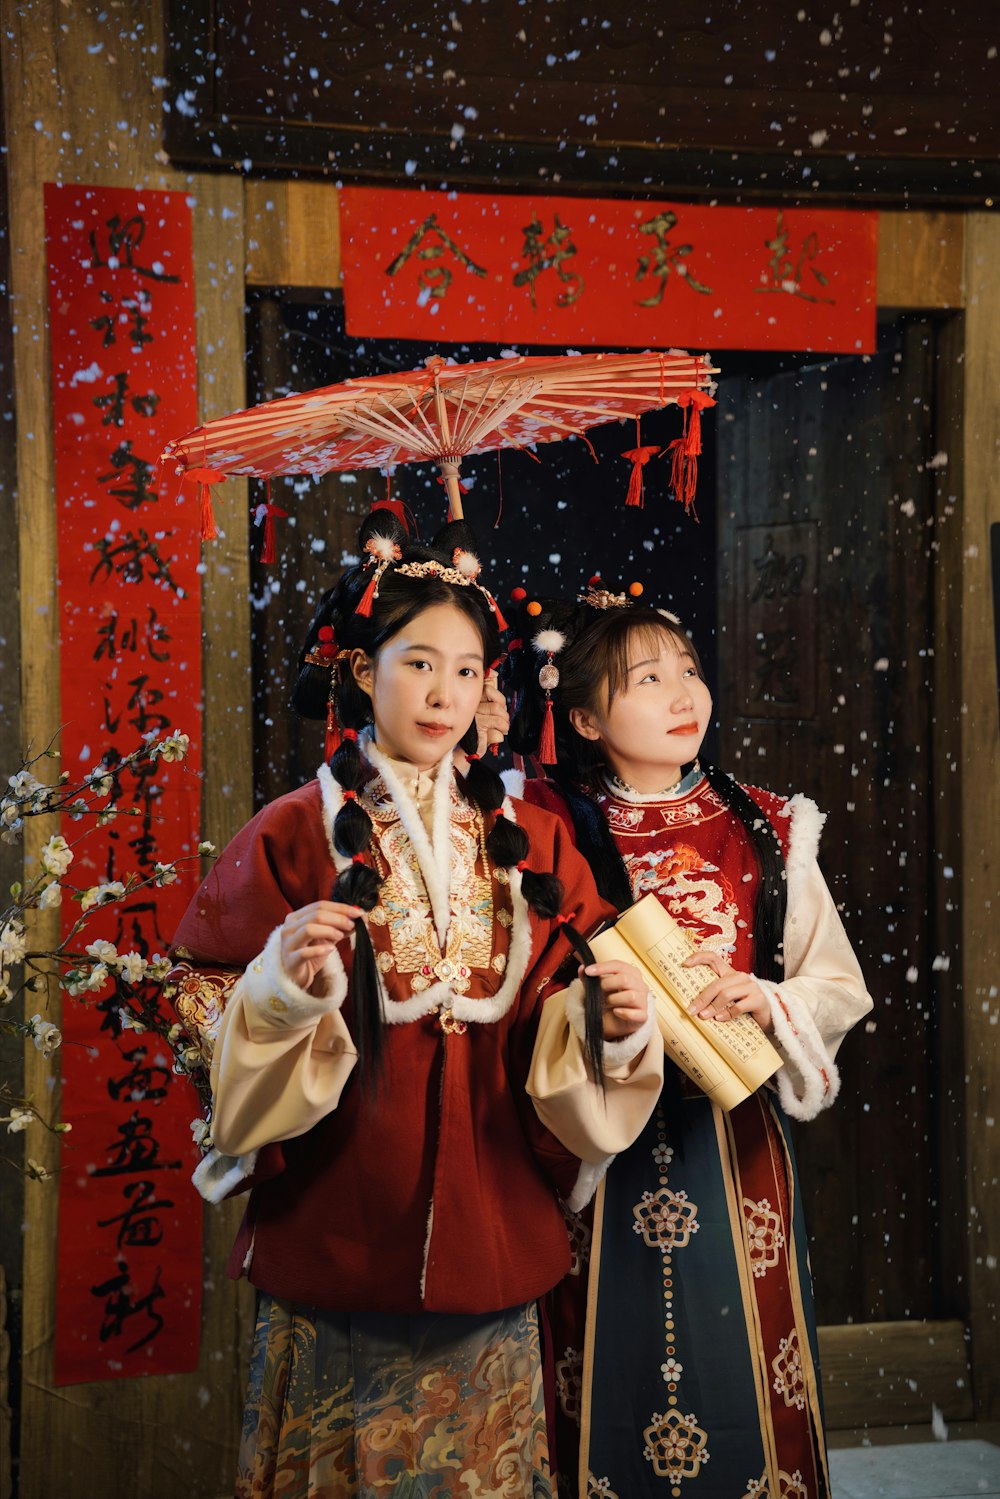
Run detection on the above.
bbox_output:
[364,734,455,949]
[314,742,535,1029]
[599,762,705,805]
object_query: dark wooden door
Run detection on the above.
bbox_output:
[716,321,963,1327]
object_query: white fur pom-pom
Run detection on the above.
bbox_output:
[533,628,566,654]
[369,533,400,561]
[453,548,481,579]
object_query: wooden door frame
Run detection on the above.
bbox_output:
[242,191,1000,1425]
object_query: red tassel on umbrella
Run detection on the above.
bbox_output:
[255,499,288,564]
[621,418,660,508]
[621,444,661,508]
[666,390,716,514]
[182,466,229,539]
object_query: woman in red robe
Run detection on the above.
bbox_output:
[167,516,663,1499]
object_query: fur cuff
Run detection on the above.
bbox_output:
[565,984,657,1068]
[242,925,349,1028]
[760,979,842,1121]
[565,1155,614,1213]
[191,1145,258,1203]
[501,767,526,800]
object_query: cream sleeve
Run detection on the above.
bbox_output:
[526,979,664,1170]
[759,856,874,1121]
[209,926,358,1157]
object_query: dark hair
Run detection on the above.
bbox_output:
[507,603,787,985]
[293,512,606,1087]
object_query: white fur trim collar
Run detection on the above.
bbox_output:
[780,793,825,885]
[365,738,454,948]
[315,758,534,1029]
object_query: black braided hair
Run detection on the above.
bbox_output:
[292,511,604,1084]
[505,598,788,984]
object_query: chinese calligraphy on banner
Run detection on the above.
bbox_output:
[44,184,204,1384]
[340,189,877,353]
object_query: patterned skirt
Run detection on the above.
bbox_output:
[548,1082,830,1499]
[235,1295,552,1499]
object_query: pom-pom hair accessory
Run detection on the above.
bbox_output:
[355,533,404,617]
[533,628,566,766]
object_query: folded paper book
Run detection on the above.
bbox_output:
[590,893,782,1110]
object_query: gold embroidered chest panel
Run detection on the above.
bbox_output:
[362,773,512,999]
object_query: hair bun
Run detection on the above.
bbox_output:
[358,507,409,553]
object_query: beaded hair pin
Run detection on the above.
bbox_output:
[362,544,508,630]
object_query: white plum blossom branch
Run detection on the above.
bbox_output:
[1,731,215,1179]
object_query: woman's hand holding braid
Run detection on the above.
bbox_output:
[474,670,510,755]
[683,948,774,1032]
[581,960,650,1040]
[280,901,363,993]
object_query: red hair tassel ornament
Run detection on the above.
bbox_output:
[533,628,565,767]
[355,533,403,617]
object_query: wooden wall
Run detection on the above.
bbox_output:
[1,5,999,1494]
[1,3,254,1496]
[955,214,1000,1420]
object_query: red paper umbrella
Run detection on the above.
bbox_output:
[159,348,719,529]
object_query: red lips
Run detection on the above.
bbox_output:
[668,721,700,736]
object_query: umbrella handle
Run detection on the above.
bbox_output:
[437,457,465,520]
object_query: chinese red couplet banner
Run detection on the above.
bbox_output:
[340,188,877,353]
[44,184,204,1384]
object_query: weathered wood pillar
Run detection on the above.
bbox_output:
[1,1,255,1493]
[958,212,1000,1420]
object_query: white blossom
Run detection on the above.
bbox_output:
[116,951,147,985]
[86,939,119,964]
[84,964,111,993]
[119,1009,147,1033]
[30,1016,62,1056]
[40,833,73,877]
[147,954,171,981]
[0,823,23,846]
[158,733,191,763]
[0,921,26,966]
[80,880,126,912]
[7,769,44,800]
[6,1106,32,1134]
[26,1158,51,1182]
[153,862,179,886]
[89,771,114,797]
[197,840,216,856]
[39,881,62,909]
[189,1117,211,1148]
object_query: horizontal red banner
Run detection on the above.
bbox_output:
[340,188,877,354]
